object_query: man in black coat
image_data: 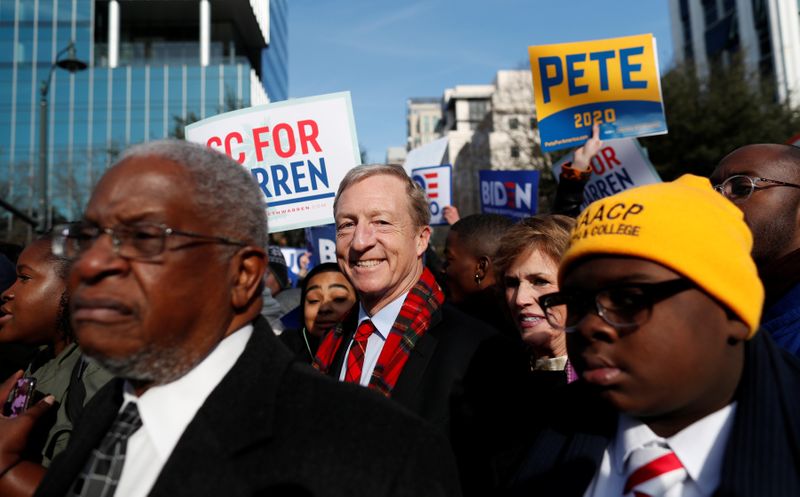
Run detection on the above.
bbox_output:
[34,317,460,497]
[711,144,800,357]
[508,175,800,496]
[0,140,461,497]
[313,164,530,496]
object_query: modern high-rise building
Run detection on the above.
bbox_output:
[385,145,406,165]
[668,0,800,106]
[0,0,287,236]
[262,0,287,102]
[440,71,545,215]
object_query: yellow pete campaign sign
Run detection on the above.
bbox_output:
[529,34,667,152]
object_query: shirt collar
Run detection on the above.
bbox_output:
[357,292,408,340]
[122,324,253,461]
[54,342,80,366]
[669,402,737,494]
[611,402,737,494]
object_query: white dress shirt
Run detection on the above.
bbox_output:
[583,402,737,497]
[113,324,253,497]
[338,293,408,386]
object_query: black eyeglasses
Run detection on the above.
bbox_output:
[713,175,800,202]
[539,279,695,332]
[52,222,246,260]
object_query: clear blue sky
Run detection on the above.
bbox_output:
[287,1,674,163]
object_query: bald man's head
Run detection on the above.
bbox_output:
[711,144,800,267]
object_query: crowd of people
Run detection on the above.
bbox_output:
[0,131,798,497]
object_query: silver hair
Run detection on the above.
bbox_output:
[333,163,430,227]
[116,140,267,248]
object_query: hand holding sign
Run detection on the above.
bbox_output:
[552,138,661,211]
[442,205,460,225]
[573,124,604,172]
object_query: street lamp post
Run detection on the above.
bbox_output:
[38,41,87,232]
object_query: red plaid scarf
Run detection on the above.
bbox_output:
[313,267,444,397]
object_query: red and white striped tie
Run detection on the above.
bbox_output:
[623,443,687,497]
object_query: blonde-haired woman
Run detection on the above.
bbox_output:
[494,215,578,388]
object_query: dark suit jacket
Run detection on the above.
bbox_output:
[323,304,531,496]
[35,317,462,497]
[507,331,800,497]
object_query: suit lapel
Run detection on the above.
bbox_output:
[527,429,609,497]
[390,308,441,406]
[716,333,800,496]
[329,310,358,378]
[35,379,125,496]
[148,318,294,496]
[510,384,614,496]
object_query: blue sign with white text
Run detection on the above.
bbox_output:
[279,247,308,287]
[305,223,338,266]
[478,170,540,219]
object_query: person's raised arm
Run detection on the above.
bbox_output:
[443,205,461,225]
[571,123,603,172]
[552,123,603,217]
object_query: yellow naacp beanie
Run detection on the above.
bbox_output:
[560,174,763,337]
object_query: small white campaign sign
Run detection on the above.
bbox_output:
[552,137,661,210]
[185,92,360,233]
[411,164,452,226]
[403,137,449,175]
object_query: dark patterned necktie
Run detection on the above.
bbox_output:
[69,401,143,497]
[344,320,376,384]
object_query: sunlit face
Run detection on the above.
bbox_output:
[504,247,565,357]
[69,156,237,385]
[334,174,430,314]
[710,145,800,266]
[303,270,357,337]
[563,257,747,432]
[443,230,481,304]
[0,240,66,346]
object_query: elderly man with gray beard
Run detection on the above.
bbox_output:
[0,140,461,497]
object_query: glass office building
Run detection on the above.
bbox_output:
[0,0,287,235]
[668,0,800,106]
[262,0,287,102]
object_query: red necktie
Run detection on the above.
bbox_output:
[344,320,375,384]
[623,444,687,497]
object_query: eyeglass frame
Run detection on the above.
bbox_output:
[538,278,696,332]
[713,174,800,202]
[52,222,247,260]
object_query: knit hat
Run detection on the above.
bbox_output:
[560,174,763,337]
[267,245,290,290]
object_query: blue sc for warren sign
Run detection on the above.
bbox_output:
[479,170,540,219]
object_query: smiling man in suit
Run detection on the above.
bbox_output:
[313,164,529,496]
[0,140,461,497]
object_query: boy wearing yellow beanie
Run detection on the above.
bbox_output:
[509,175,800,497]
